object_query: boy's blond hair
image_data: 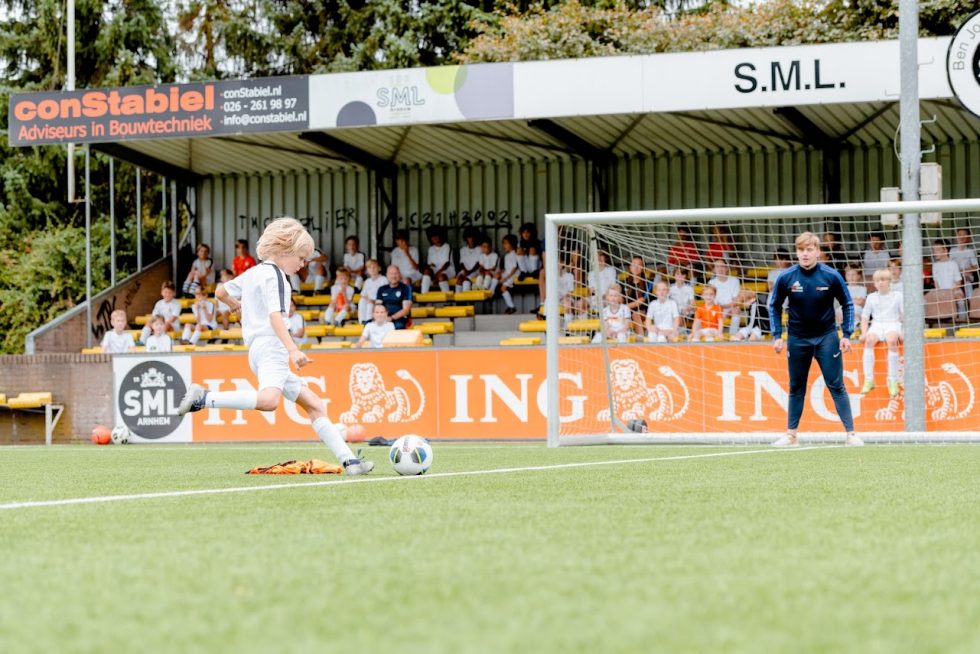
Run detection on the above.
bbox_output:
[873,268,893,282]
[795,231,820,250]
[256,217,315,261]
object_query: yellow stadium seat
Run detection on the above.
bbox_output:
[134,315,151,326]
[954,328,980,338]
[745,267,770,279]
[218,328,243,340]
[0,394,6,406]
[178,298,195,308]
[334,324,364,337]
[304,325,335,338]
[300,282,317,292]
[571,287,590,298]
[567,319,600,332]
[519,320,548,333]
[742,281,768,293]
[299,310,319,321]
[311,341,352,349]
[382,330,424,347]
[7,392,53,409]
[228,345,248,351]
[435,306,474,318]
[410,322,454,335]
[514,277,539,286]
[132,346,146,352]
[453,290,491,302]
[559,336,591,345]
[80,347,104,354]
[301,295,332,306]
[172,344,195,352]
[178,314,197,324]
[411,307,436,318]
[415,291,453,303]
[196,344,230,352]
[500,337,542,346]
[924,328,947,339]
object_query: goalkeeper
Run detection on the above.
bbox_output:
[768,231,863,447]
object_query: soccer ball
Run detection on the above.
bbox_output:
[91,425,111,445]
[110,425,132,445]
[389,435,433,476]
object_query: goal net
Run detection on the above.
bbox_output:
[544,199,980,445]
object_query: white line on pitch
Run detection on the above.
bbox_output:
[0,446,833,511]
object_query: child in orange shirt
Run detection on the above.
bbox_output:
[691,285,724,342]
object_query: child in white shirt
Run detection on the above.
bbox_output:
[140,281,181,343]
[587,251,618,300]
[645,281,680,343]
[860,268,904,397]
[286,299,307,346]
[668,267,695,322]
[497,234,520,314]
[354,304,396,349]
[182,287,217,345]
[215,269,236,330]
[323,267,355,326]
[421,226,454,295]
[101,309,136,354]
[708,259,741,337]
[184,217,374,475]
[845,266,867,309]
[358,259,385,323]
[455,228,482,292]
[391,229,422,285]
[182,243,214,296]
[342,236,366,290]
[475,238,499,291]
[145,316,173,352]
[593,284,631,344]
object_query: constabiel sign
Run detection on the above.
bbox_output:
[8,76,310,146]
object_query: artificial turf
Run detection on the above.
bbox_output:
[1,443,978,653]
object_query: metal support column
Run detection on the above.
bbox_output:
[109,158,116,286]
[84,144,92,348]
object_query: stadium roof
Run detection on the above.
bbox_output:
[9,37,979,179]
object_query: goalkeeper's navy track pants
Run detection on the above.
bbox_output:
[787,329,855,432]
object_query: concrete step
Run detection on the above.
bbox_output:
[453,330,528,347]
[473,314,526,332]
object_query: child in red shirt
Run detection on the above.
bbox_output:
[691,285,724,342]
[232,239,257,276]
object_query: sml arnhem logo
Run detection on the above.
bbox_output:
[118,361,187,439]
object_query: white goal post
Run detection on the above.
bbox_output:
[545,198,980,446]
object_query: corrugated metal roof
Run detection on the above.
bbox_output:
[115,100,980,177]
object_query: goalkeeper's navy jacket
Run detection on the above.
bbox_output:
[768,263,854,340]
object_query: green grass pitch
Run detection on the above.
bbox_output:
[1,442,978,653]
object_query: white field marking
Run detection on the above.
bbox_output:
[0,446,833,511]
[0,443,552,452]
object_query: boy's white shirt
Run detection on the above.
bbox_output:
[362,321,395,348]
[933,259,962,289]
[501,251,519,279]
[221,262,290,346]
[426,243,452,271]
[668,283,694,310]
[193,299,217,325]
[329,284,355,307]
[602,304,631,332]
[343,251,365,272]
[286,311,305,335]
[950,244,978,273]
[863,290,903,323]
[361,275,385,303]
[646,297,680,329]
[101,330,135,353]
[479,251,499,272]
[708,275,740,306]
[459,245,481,272]
[152,298,182,324]
[145,333,173,352]
[588,266,618,295]
[391,246,420,276]
[847,283,868,301]
[191,257,214,285]
[863,249,890,274]
[558,271,575,296]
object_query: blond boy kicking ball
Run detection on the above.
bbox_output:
[178,217,374,475]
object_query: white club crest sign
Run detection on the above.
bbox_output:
[947,10,980,119]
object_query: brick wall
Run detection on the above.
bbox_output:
[29,259,171,353]
[0,354,112,444]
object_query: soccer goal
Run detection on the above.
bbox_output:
[544,198,980,446]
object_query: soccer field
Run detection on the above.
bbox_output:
[1,442,978,653]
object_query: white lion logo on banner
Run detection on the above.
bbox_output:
[875,362,975,422]
[339,363,425,424]
[597,358,690,423]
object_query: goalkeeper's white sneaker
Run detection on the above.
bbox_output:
[844,432,865,447]
[771,433,799,447]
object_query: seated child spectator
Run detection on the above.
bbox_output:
[666,225,702,278]
[182,287,217,345]
[215,269,236,330]
[558,259,586,331]
[354,304,395,349]
[668,266,695,322]
[706,224,738,268]
[101,309,136,354]
[323,267,355,326]
[708,259,741,337]
[232,239,256,277]
[587,251,619,300]
[286,299,307,346]
[517,222,541,279]
[291,246,330,293]
[358,259,385,323]
[140,281,181,343]
[845,266,868,309]
[376,265,413,329]
[860,268,904,397]
[932,238,966,319]
[733,291,769,341]
[951,227,978,297]
[888,259,903,293]
[497,234,520,314]
[421,225,454,294]
[862,231,891,277]
[343,235,366,289]
[455,227,483,292]
[691,285,723,342]
[767,248,791,293]
[182,243,214,296]
[645,280,680,343]
[391,229,422,286]
[475,237,499,291]
[592,283,631,344]
[822,231,848,273]
[624,256,653,336]
[145,315,173,353]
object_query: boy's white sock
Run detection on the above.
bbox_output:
[463,280,472,292]
[887,350,900,381]
[289,274,301,293]
[312,417,354,463]
[421,275,432,294]
[181,325,192,342]
[312,275,326,292]
[489,278,499,295]
[863,347,875,382]
[503,290,514,309]
[205,390,257,410]
[189,329,201,345]
[439,280,450,293]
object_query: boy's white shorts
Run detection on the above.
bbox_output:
[247,337,305,401]
[867,321,902,339]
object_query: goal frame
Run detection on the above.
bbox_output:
[544,198,980,447]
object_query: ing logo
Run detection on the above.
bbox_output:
[339,363,425,424]
[598,358,690,423]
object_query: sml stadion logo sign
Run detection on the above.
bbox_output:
[117,361,188,441]
[948,10,980,119]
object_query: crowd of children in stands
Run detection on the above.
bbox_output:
[101,223,979,378]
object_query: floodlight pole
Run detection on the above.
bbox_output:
[171,180,178,286]
[66,0,75,203]
[899,0,925,432]
[109,158,116,286]
[136,167,143,270]
[84,143,92,348]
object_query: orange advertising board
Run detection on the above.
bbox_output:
[185,343,980,441]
